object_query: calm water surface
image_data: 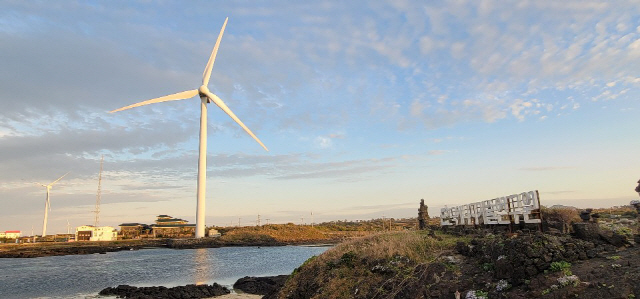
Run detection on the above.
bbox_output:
[0,245,329,299]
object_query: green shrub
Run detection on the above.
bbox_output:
[475,290,489,298]
[550,261,572,276]
[340,251,357,267]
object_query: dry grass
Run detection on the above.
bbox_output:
[219,224,330,243]
[316,230,461,264]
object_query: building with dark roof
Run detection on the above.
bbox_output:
[118,215,197,238]
[152,215,195,237]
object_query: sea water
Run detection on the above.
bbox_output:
[0,245,329,299]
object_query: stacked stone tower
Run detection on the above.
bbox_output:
[418,199,430,230]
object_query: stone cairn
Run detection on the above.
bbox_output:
[573,208,600,240]
[418,199,430,230]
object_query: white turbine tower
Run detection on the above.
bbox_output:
[36,172,69,237]
[110,18,268,238]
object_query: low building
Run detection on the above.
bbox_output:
[208,228,221,237]
[0,231,22,239]
[55,233,75,242]
[76,225,118,241]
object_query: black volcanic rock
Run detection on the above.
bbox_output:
[233,275,289,295]
[99,283,230,298]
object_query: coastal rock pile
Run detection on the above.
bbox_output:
[98,283,230,299]
[233,275,289,295]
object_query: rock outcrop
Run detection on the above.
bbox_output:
[99,283,230,299]
[233,275,289,296]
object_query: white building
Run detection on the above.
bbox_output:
[208,228,221,237]
[0,231,21,239]
[76,225,117,241]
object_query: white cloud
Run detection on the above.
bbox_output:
[410,99,426,117]
[314,136,333,149]
[450,42,466,59]
[418,36,434,54]
[427,150,446,155]
[509,99,534,121]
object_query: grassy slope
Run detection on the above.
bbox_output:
[275,231,468,299]
[216,224,378,244]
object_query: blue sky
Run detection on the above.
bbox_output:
[1,1,638,234]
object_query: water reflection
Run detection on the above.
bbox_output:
[194,248,210,285]
[0,246,329,299]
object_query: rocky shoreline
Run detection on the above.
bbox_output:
[98,275,288,299]
[0,239,167,258]
[99,283,231,299]
[0,240,165,258]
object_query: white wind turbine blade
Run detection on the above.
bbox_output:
[50,172,69,186]
[202,90,269,151]
[202,17,228,87]
[110,90,199,113]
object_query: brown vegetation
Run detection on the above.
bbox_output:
[218,224,331,243]
[541,206,580,233]
[215,223,383,244]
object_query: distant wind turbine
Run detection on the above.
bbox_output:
[36,172,69,237]
[110,18,268,238]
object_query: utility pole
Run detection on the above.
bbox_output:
[301,217,304,225]
[238,217,241,227]
[265,218,270,225]
[257,214,261,226]
[311,211,314,227]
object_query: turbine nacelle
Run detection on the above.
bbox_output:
[198,85,213,103]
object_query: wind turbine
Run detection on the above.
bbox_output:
[110,18,268,238]
[36,172,69,237]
